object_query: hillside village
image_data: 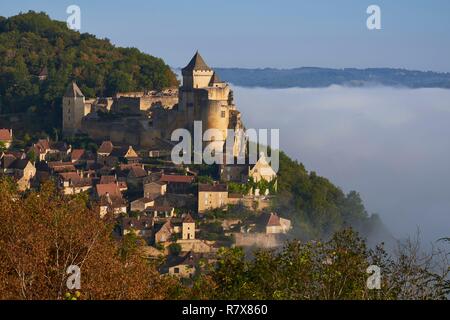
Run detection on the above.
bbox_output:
[0,53,290,280]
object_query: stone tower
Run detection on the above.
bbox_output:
[179,52,241,154]
[62,81,86,135]
[182,214,196,240]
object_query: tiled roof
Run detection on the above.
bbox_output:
[122,216,153,230]
[71,149,85,161]
[59,172,81,181]
[183,213,195,223]
[96,183,121,197]
[0,129,12,141]
[160,174,194,184]
[97,141,114,154]
[198,183,227,192]
[128,166,147,178]
[100,175,116,184]
[264,213,281,227]
[182,51,212,72]
[99,194,126,208]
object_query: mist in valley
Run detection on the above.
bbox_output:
[234,85,450,245]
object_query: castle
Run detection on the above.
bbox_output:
[62,52,244,154]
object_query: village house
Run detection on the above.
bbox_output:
[130,196,157,212]
[160,174,194,194]
[182,213,196,240]
[198,183,228,213]
[58,171,93,195]
[259,212,292,234]
[144,205,175,218]
[0,129,13,149]
[99,175,128,192]
[97,140,114,164]
[96,183,127,218]
[144,180,167,198]
[47,161,77,174]
[104,145,141,167]
[220,163,249,183]
[154,220,174,243]
[165,251,199,278]
[123,164,147,189]
[0,153,36,191]
[29,139,72,162]
[121,215,154,243]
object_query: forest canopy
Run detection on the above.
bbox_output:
[0,11,178,116]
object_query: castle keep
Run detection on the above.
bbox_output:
[62,52,244,153]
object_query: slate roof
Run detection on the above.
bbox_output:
[209,72,223,85]
[182,51,212,73]
[64,81,84,98]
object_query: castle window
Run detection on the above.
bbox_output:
[221,111,226,118]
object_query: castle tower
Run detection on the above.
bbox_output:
[181,51,214,90]
[175,53,245,158]
[62,81,86,136]
[182,214,195,240]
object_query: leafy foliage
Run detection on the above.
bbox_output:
[187,229,450,300]
[0,11,178,119]
[274,151,385,240]
[0,178,176,300]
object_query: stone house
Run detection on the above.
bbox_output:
[144,205,175,218]
[182,213,196,240]
[121,215,154,242]
[130,196,157,212]
[160,174,194,194]
[154,220,174,243]
[144,180,167,198]
[259,212,291,234]
[198,183,228,213]
[58,171,93,195]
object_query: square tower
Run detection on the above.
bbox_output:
[62,81,86,136]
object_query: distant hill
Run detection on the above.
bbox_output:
[213,67,450,89]
[0,11,178,116]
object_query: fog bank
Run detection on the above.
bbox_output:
[235,85,450,244]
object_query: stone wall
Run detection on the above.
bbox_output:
[233,232,285,248]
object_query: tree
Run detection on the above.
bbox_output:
[188,229,449,300]
[0,178,177,300]
[168,243,182,256]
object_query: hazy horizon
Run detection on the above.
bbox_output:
[235,85,450,244]
[2,0,450,72]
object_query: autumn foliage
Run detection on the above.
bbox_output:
[0,178,174,300]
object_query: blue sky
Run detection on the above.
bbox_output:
[2,0,450,71]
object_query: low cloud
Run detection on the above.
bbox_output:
[235,85,450,244]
